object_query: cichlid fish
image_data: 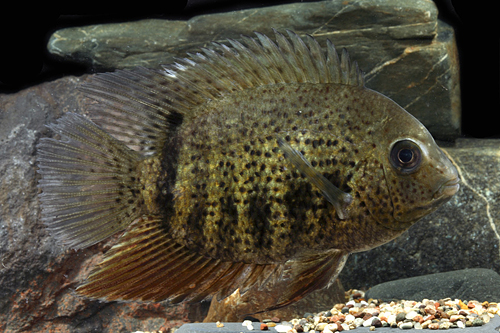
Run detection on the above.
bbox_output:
[36,30,460,311]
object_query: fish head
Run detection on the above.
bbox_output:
[374,95,460,230]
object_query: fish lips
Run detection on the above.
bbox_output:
[433,177,460,199]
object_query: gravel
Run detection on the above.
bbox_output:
[177,289,500,333]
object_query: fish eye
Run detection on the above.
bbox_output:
[390,140,422,173]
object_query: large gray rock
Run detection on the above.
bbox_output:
[365,268,500,302]
[47,0,460,141]
[340,139,500,291]
[48,0,439,71]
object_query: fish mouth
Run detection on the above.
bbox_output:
[433,177,460,199]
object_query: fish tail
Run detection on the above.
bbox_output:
[37,113,145,249]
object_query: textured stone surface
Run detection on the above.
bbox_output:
[340,139,500,291]
[365,268,500,302]
[46,0,460,141]
[47,0,439,71]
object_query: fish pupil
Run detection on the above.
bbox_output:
[398,149,414,164]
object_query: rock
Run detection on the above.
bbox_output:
[316,322,328,331]
[400,322,414,329]
[405,311,419,320]
[365,268,500,302]
[341,139,500,291]
[46,0,460,141]
[473,318,484,326]
[48,1,438,71]
[396,313,406,322]
[371,318,382,327]
[439,321,452,329]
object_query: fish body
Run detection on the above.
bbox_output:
[171,83,414,262]
[36,30,459,310]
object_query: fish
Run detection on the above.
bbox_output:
[36,29,460,312]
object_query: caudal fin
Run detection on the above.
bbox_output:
[37,113,145,249]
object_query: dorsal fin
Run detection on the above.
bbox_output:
[79,30,364,155]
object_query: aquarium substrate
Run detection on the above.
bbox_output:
[171,289,500,333]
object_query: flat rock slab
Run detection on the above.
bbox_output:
[177,316,500,333]
[365,268,500,302]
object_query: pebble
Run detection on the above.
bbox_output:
[428,323,440,330]
[323,324,337,333]
[371,318,382,327]
[396,312,406,322]
[399,322,413,329]
[275,325,292,333]
[421,320,431,329]
[315,322,328,331]
[242,320,252,327]
[405,311,419,320]
[362,317,375,327]
[472,318,484,326]
[439,322,452,329]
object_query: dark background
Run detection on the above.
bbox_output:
[0,1,497,138]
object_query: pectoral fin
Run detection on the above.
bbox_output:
[277,137,353,219]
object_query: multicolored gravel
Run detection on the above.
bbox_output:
[159,290,500,333]
[263,290,499,332]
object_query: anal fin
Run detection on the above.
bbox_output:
[76,215,281,303]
